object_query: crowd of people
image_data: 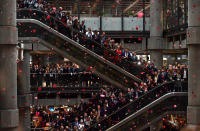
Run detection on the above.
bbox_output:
[30,62,106,88]
[18,0,188,89]
[30,61,188,130]
[30,60,188,90]
[141,62,188,91]
[17,1,188,130]
[17,0,47,10]
[31,86,135,130]
[17,0,79,29]
[17,0,145,76]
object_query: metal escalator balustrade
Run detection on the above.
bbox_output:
[17,9,146,78]
[17,19,142,90]
[109,93,187,131]
[87,81,188,131]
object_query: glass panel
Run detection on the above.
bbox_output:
[17,9,145,80]
[80,17,100,31]
[87,81,188,130]
[102,17,122,31]
[124,17,144,31]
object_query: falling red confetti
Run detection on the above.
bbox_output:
[32,29,36,33]
[13,27,17,31]
[46,15,50,20]
[88,66,92,71]
[16,59,20,63]
[18,69,22,73]
[137,12,144,18]
[38,87,42,91]
[173,43,176,47]
[53,84,56,88]
[136,26,139,30]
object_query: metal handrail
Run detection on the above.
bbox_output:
[20,37,127,89]
[106,92,187,131]
[17,9,146,78]
[87,81,187,130]
[17,19,142,83]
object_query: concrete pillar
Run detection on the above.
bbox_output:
[149,0,164,67]
[0,0,19,130]
[17,50,32,131]
[185,0,200,130]
[150,50,163,68]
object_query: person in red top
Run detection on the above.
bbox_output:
[115,46,122,55]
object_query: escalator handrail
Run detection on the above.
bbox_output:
[17,8,139,60]
[17,19,142,83]
[87,81,187,130]
[19,36,127,89]
[106,92,187,131]
[17,8,146,75]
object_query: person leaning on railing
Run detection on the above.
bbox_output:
[30,63,106,88]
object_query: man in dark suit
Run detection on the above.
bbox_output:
[72,117,79,129]
[181,65,188,81]
[157,69,168,84]
[79,20,86,34]
[131,52,138,62]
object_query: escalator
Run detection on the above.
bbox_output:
[87,81,188,131]
[17,18,142,90]
[17,9,145,78]
[17,9,145,90]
